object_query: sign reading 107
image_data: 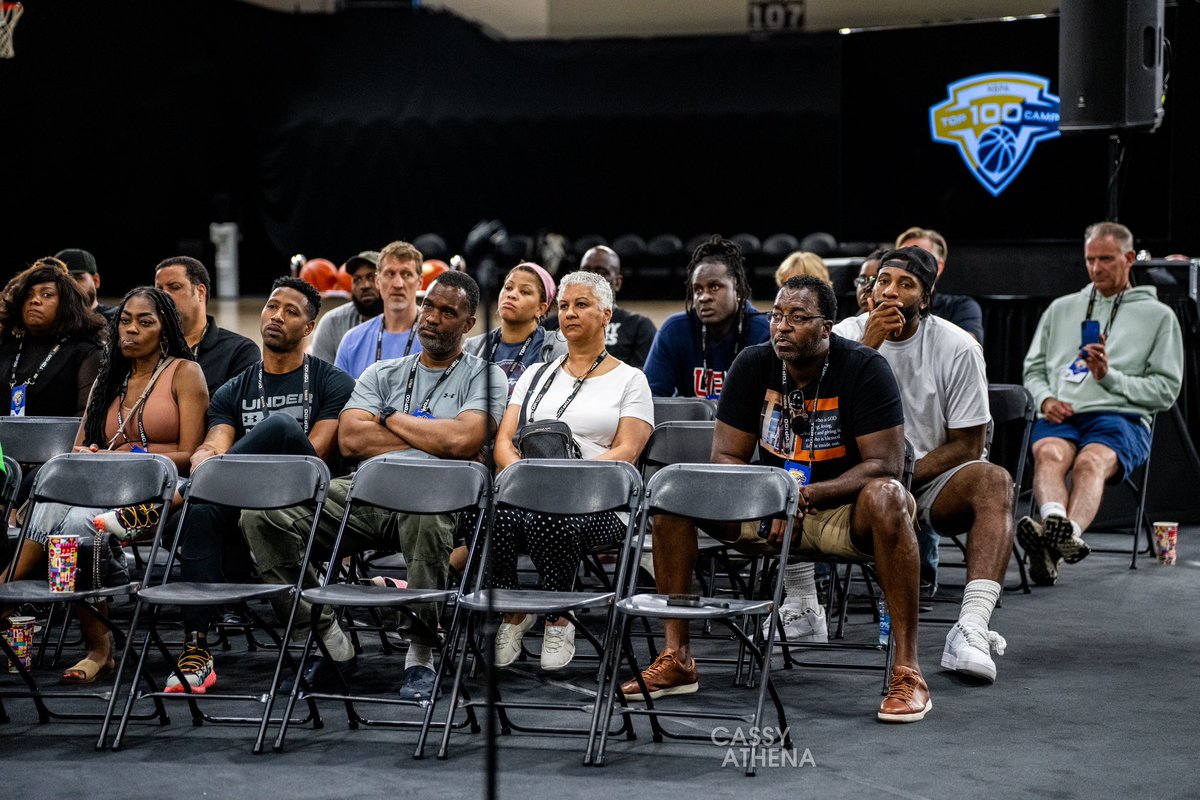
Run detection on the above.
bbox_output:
[748,0,805,32]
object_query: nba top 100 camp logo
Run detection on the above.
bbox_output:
[929,72,1061,196]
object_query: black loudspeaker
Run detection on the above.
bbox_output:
[1059,0,1165,133]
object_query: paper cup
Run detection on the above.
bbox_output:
[1153,522,1179,566]
[47,534,80,592]
[4,615,36,673]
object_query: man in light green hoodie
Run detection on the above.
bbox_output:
[1019,222,1183,585]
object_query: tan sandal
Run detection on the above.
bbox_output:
[60,656,115,685]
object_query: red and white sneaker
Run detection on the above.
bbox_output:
[165,641,217,694]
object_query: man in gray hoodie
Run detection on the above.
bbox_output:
[1019,222,1183,585]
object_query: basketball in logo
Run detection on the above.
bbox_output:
[930,73,1061,196]
[977,126,1019,174]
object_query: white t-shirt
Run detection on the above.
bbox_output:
[510,356,654,460]
[832,313,989,462]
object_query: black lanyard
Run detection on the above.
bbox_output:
[401,356,461,415]
[777,353,829,465]
[375,316,418,363]
[9,337,65,389]
[258,355,311,434]
[700,325,714,398]
[190,322,209,358]
[1085,285,1127,339]
[488,329,535,379]
[528,352,607,420]
[110,356,174,450]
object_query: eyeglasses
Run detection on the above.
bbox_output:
[853,275,877,288]
[768,311,826,327]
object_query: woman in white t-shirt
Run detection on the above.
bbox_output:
[490,271,653,671]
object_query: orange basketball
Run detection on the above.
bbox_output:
[333,266,353,293]
[299,258,338,292]
[421,259,449,290]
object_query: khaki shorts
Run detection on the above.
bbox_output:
[733,493,917,561]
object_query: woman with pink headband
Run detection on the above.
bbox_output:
[463,261,567,396]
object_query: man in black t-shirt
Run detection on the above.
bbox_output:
[620,275,932,723]
[164,277,355,695]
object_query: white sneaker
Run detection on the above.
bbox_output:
[764,603,828,643]
[494,614,536,668]
[941,622,1007,682]
[539,621,576,671]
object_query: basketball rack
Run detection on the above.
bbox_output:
[0,1,24,59]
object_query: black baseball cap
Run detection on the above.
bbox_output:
[55,248,98,275]
[877,246,938,292]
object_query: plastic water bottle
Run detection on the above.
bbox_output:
[877,598,891,647]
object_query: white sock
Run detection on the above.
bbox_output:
[958,579,1001,631]
[1039,502,1067,521]
[405,643,434,670]
[320,623,355,663]
[1070,520,1083,538]
[783,562,819,612]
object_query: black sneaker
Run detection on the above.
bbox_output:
[919,581,935,613]
[1017,516,1060,587]
[1042,515,1091,564]
[278,655,358,694]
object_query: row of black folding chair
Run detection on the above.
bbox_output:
[0,452,178,730]
[274,457,492,756]
[590,463,800,776]
[442,459,643,761]
[103,454,331,753]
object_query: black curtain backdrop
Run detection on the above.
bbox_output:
[0,1,1195,297]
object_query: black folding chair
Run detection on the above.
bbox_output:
[0,453,177,730]
[271,457,491,757]
[103,454,331,753]
[592,464,799,776]
[650,397,716,424]
[444,459,643,762]
[0,416,81,467]
[1087,412,1158,568]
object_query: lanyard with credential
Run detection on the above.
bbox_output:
[528,352,607,419]
[109,356,175,450]
[258,355,312,434]
[9,337,65,389]
[488,329,535,379]
[777,354,829,467]
[401,356,461,416]
[375,316,418,363]
[1085,285,1126,339]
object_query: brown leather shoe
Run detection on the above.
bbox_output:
[877,665,932,723]
[619,648,699,700]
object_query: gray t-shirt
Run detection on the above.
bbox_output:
[344,351,507,460]
[310,301,374,365]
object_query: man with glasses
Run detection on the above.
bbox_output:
[835,247,1014,682]
[310,250,383,364]
[623,274,932,722]
[335,241,424,378]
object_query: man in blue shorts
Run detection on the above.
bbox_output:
[1020,222,1183,585]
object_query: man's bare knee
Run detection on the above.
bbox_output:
[858,478,911,540]
[1074,446,1116,477]
[973,464,1015,512]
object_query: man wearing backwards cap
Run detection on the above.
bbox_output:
[309,250,383,364]
[55,248,117,320]
[834,246,1014,682]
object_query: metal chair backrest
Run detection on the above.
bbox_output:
[32,452,177,508]
[347,456,489,516]
[986,384,1035,503]
[903,438,915,491]
[639,420,715,479]
[0,416,81,464]
[184,454,331,510]
[493,459,641,517]
[651,397,716,424]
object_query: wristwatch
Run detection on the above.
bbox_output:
[379,406,398,426]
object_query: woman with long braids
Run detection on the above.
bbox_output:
[1,287,207,684]
[643,235,770,399]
